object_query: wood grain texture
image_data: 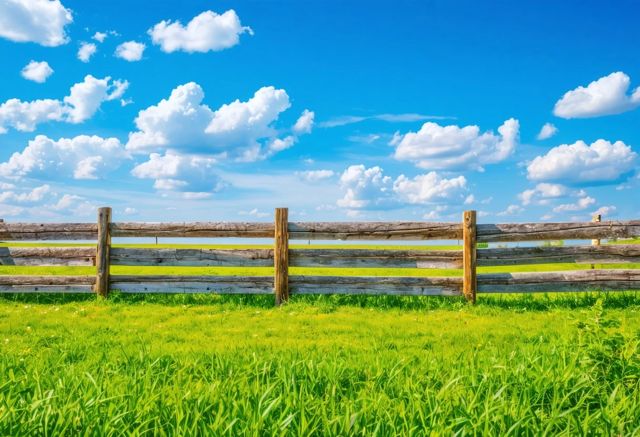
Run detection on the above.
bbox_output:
[477,245,640,266]
[288,222,462,240]
[289,275,462,296]
[110,248,273,266]
[477,269,640,293]
[110,222,274,238]
[109,275,273,294]
[290,249,462,268]
[274,208,289,305]
[0,247,95,266]
[0,275,95,293]
[0,223,97,240]
[477,220,640,242]
[592,214,602,247]
[95,207,111,297]
[462,211,477,303]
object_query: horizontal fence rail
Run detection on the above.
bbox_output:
[1,207,639,303]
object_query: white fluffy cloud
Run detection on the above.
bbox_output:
[115,41,145,61]
[393,172,467,204]
[293,109,315,134]
[64,75,129,123]
[77,42,97,62]
[0,0,72,46]
[554,72,640,118]
[0,75,128,133]
[126,82,306,161]
[392,118,519,170]
[47,194,96,216]
[149,10,252,53]
[92,31,107,42]
[536,122,557,140]
[0,184,50,203]
[21,60,53,83]
[0,99,65,133]
[337,165,392,209]
[552,196,596,213]
[337,165,467,210]
[0,135,127,180]
[527,139,637,184]
[131,152,223,196]
[519,183,568,205]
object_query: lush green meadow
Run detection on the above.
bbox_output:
[1,241,640,434]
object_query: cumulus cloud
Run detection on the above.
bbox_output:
[296,169,335,182]
[393,173,467,204]
[293,109,315,134]
[64,75,129,123]
[0,99,65,133]
[0,135,127,180]
[552,196,596,213]
[21,60,53,83]
[115,41,145,61]
[0,75,128,133]
[0,184,50,203]
[337,165,393,209]
[518,183,568,205]
[527,139,637,184]
[92,31,107,42]
[0,0,72,46]
[554,72,640,118]
[148,10,252,53]
[126,82,307,161]
[536,122,557,140]
[131,152,224,197]
[337,164,467,211]
[77,42,97,62]
[392,118,519,170]
[48,194,96,216]
[66,75,125,120]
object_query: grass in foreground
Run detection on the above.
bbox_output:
[1,293,640,435]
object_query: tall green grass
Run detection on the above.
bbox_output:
[1,294,640,434]
[2,240,640,433]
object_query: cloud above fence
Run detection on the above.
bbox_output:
[0,1,637,221]
[527,139,637,184]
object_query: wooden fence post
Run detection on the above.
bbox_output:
[462,210,477,303]
[274,208,289,305]
[591,213,601,270]
[591,214,601,246]
[95,207,112,297]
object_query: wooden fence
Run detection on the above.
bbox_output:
[1,207,639,304]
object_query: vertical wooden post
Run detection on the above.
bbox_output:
[274,208,289,305]
[95,207,112,298]
[591,214,601,246]
[462,210,477,303]
[591,213,601,270]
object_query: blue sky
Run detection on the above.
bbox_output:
[0,0,638,223]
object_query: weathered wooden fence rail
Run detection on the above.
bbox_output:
[1,207,639,303]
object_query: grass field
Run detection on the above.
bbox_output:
[1,241,640,434]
